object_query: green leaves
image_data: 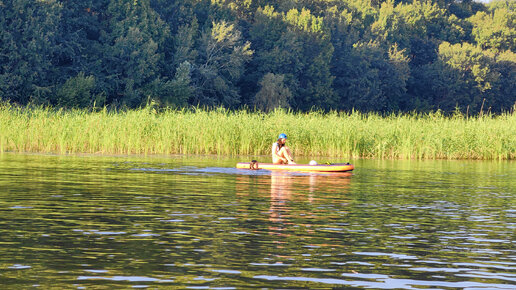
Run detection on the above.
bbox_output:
[57,73,96,108]
[192,20,253,107]
[99,0,171,106]
[0,0,62,103]
[167,61,193,107]
[0,0,513,113]
[469,8,515,52]
[439,42,499,92]
[254,73,292,112]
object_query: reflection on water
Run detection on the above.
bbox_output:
[0,153,515,288]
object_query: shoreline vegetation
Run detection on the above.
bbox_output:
[1,103,515,160]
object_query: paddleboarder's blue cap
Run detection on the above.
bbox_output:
[278,133,287,139]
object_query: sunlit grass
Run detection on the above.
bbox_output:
[1,102,515,159]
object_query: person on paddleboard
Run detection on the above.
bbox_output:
[272,133,296,164]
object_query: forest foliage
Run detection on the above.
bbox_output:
[0,0,514,113]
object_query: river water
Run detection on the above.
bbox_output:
[0,153,514,289]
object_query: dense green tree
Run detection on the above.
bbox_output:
[0,0,514,113]
[408,60,474,112]
[246,6,335,110]
[371,1,468,54]
[285,8,335,110]
[253,73,292,111]
[371,0,411,49]
[56,72,97,108]
[164,61,193,107]
[99,0,172,106]
[338,41,409,111]
[240,5,286,104]
[408,41,507,113]
[448,0,486,19]
[172,19,199,68]
[0,0,62,104]
[439,42,499,94]
[491,50,516,112]
[151,0,198,31]
[325,3,372,110]
[190,20,253,107]
[469,6,515,52]
[57,0,108,76]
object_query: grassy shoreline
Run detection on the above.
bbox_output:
[1,103,515,160]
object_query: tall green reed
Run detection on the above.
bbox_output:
[1,103,515,159]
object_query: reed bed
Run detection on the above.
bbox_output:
[1,103,515,159]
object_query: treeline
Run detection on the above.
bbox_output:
[0,0,515,113]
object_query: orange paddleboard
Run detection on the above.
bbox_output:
[236,162,354,172]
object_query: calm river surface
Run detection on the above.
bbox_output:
[0,153,514,289]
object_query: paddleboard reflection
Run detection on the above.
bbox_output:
[268,171,352,239]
